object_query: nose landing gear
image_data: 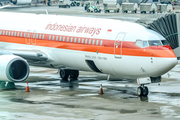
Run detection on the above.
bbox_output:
[137,85,149,96]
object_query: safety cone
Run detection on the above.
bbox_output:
[25,82,30,92]
[99,84,103,95]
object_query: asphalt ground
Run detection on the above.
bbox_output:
[0,4,180,120]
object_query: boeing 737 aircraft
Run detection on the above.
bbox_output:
[0,12,177,96]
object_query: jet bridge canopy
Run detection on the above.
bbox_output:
[136,13,180,58]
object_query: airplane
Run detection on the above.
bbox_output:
[0,12,177,96]
[0,0,32,6]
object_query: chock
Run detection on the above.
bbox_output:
[26,82,30,92]
[99,84,103,95]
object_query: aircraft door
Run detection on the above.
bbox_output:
[25,30,31,44]
[31,30,37,45]
[114,32,126,58]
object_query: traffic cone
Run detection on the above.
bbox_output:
[26,82,30,92]
[99,84,103,95]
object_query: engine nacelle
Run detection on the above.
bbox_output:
[0,55,29,82]
[10,0,32,5]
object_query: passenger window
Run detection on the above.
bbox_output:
[52,35,54,40]
[8,31,11,36]
[11,32,13,36]
[89,39,91,44]
[17,32,19,36]
[71,37,73,42]
[85,39,87,44]
[0,31,1,35]
[39,34,41,39]
[42,34,44,39]
[100,40,103,46]
[56,36,58,41]
[3,31,5,35]
[6,31,8,35]
[20,32,22,37]
[143,41,148,48]
[74,38,76,43]
[33,33,35,38]
[63,37,65,41]
[59,36,62,41]
[14,32,16,36]
[36,34,39,39]
[96,40,99,45]
[67,37,69,42]
[49,35,51,40]
[135,40,142,47]
[82,38,84,43]
[92,39,95,45]
[78,38,80,43]
[24,33,26,37]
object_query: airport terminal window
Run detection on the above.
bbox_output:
[59,36,62,41]
[67,37,69,42]
[3,31,5,35]
[96,40,99,45]
[135,40,142,47]
[49,35,51,40]
[71,37,73,42]
[39,34,41,39]
[24,33,26,37]
[14,32,16,36]
[56,36,58,41]
[17,32,19,37]
[92,39,95,45]
[6,31,8,35]
[89,39,91,44]
[100,40,103,46]
[82,38,84,43]
[161,40,169,45]
[11,32,13,36]
[74,38,76,43]
[36,34,39,39]
[78,38,80,43]
[42,34,44,39]
[85,39,87,44]
[8,31,10,36]
[148,40,162,46]
[52,35,54,40]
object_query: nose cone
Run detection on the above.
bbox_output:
[157,58,178,74]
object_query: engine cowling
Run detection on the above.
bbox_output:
[0,55,29,82]
[10,0,32,5]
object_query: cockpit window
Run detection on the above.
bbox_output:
[161,40,169,45]
[148,40,162,46]
[135,40,142,47]
[135,40,149,48]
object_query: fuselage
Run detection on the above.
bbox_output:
[0,12,177,79]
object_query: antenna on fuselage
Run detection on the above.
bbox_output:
[45,9,48,15]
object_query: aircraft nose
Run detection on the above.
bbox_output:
[157,57,178,74]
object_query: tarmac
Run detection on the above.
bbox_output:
[0,3,180,120]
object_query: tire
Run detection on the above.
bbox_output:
[137,87,143,96]
[6,82,15,88]
[77,3,80,6]
[117,10,119,13]
[48,2,51,6]
[87,9,90,12]
[70,70,79,79]
[60,69,70,80]
[142,86,149,96]
[94,9,97,13]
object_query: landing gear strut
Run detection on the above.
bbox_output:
[137,85,149,96]
[59,69,79,80]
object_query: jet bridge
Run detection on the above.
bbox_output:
[136,13,180,59]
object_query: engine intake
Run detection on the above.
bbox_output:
[0,55,29,82]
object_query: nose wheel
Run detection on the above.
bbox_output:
[137,85,149,96]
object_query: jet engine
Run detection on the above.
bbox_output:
[0,55,29,82]
[10,0,32,5]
